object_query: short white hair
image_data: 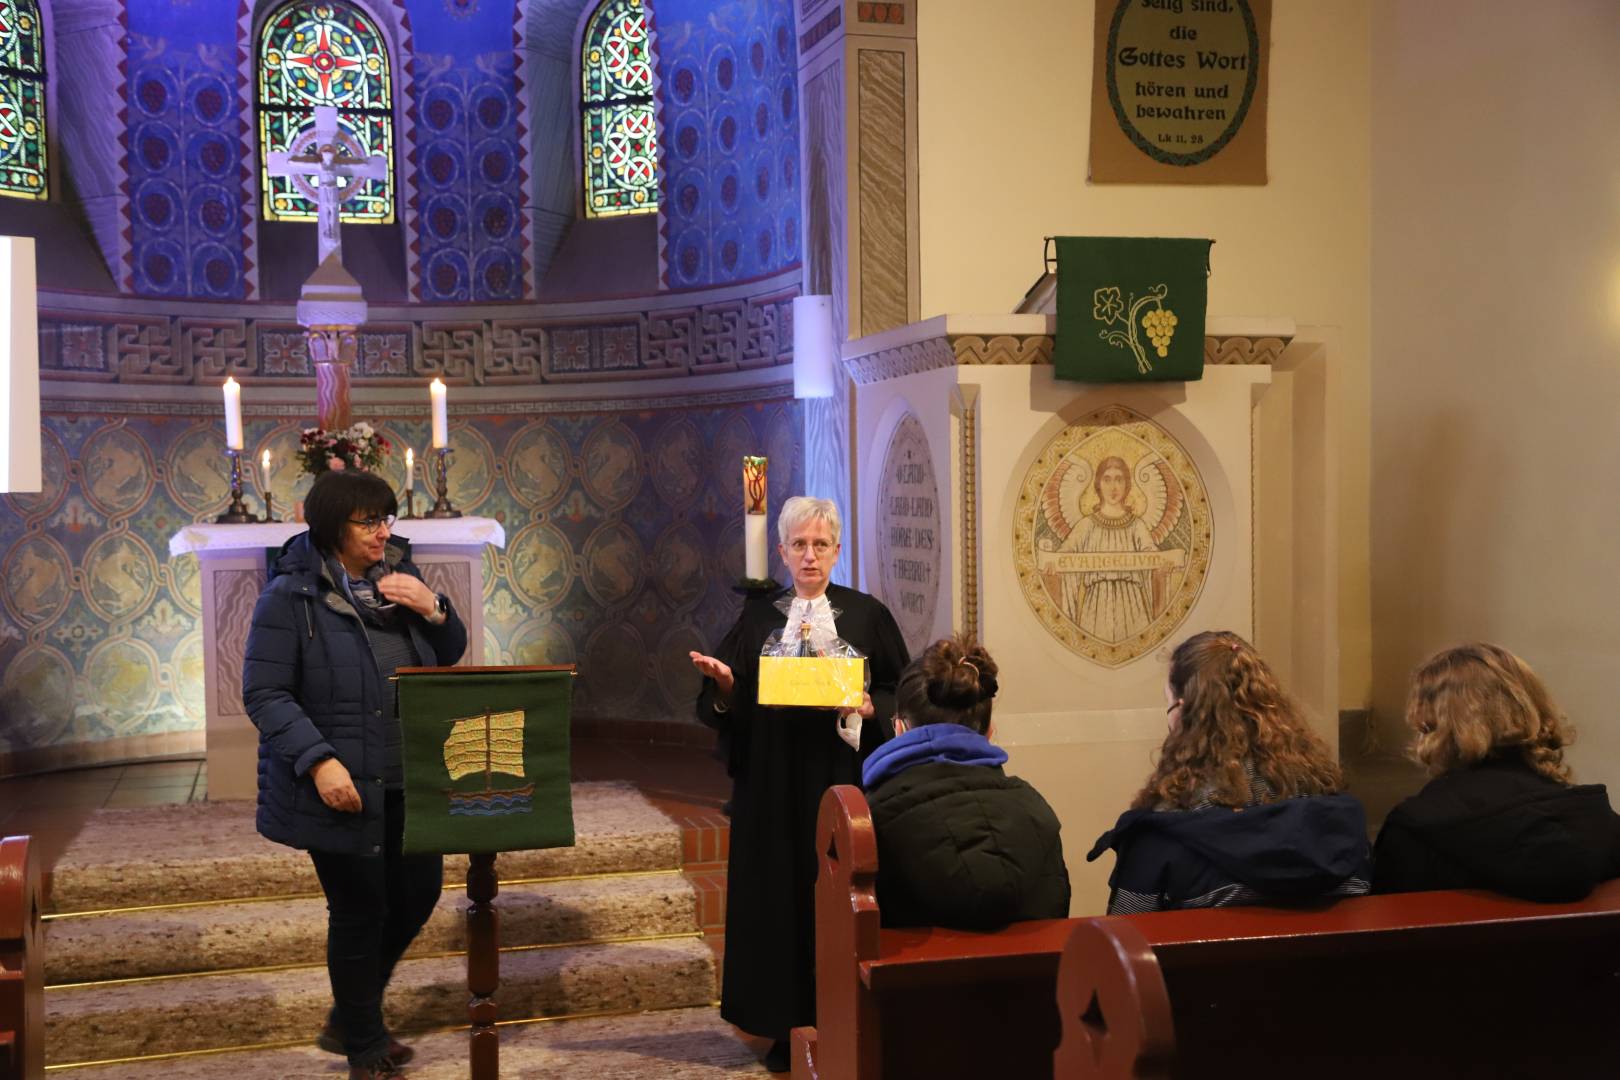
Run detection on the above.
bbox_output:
[777,496,842,546]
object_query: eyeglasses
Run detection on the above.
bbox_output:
[348,514,396,534]
[787,539,837,557]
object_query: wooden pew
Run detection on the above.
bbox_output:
[790,785,1073,1080]
[0,836,42,1079]
[1056,879,1620,1079]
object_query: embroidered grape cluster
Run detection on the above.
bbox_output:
[1141,308,1178,358]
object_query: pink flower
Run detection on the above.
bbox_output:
[327,457,346,471]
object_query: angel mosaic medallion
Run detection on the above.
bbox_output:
[1013,405,1213,668]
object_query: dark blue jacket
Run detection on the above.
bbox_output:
[242,531,467,855]
[1088,793,1372,914]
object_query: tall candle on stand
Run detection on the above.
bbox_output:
[430,379,448,448]
[405,447,415,492]
[743,456,768,581]
[260,449,271,490]
[222,378,243,450]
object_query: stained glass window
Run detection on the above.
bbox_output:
[258,1,394,223]
[0,0,47,201]
[582,0,658,217]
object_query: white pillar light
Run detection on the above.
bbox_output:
[792,294,838,399]
[0,236,40,493]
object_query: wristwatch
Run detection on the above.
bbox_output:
[427,593,449,624]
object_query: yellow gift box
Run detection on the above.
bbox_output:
[757,656,866,708]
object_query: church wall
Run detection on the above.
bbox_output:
[124,0,256,300]
[912,0,1375,711]
[1368,1,1620,789]
[0,276,804,776]
[650,0,804,289]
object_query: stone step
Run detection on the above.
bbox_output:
[46,936,719,1067]
[46,870,698,984]
[48,781,681,913]
[55,1005,762,1078]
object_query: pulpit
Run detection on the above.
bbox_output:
[169,517,506,800]
[841,314,1338,909]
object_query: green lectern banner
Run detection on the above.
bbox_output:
[398,666,575,855]
[1053,236,1212,382]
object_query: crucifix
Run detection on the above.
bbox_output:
[266,104,387,266]
[270,104,387,430]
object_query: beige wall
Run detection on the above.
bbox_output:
[915,0,1374,710]
[1369,1,1620,788]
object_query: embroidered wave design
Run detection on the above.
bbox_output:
[448,792,534,817]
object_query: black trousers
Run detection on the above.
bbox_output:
[309,789,443,1066]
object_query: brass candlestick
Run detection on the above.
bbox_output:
[402,488,418,520]
[425,447,461,518]
[214,450,258,523]
[262,491,278,523]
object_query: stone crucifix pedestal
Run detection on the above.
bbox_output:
[266,104,388,428]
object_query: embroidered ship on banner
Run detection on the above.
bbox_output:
[443,708,535,816]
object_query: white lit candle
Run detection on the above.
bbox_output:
[222,377,243,450]
[260,449,271,491]
[743,456,768,581]
[405,447,415,493]
[430,379,448,448]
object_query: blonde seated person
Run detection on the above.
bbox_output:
[1374,643,1620,902]
[688,496,909,1074]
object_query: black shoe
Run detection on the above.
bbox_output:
[348,1061,403,1080]
[320,1024,415,1067]
[763,1038,791,1073]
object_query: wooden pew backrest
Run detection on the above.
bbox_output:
[0,836,41,1080]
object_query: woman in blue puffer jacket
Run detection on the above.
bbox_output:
[243,469,466,1080]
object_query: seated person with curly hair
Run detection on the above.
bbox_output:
[861,635,1070,930]
[1089,630,1372,914]
[1374,643,1620,902]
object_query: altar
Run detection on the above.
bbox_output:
[169,517,505,800]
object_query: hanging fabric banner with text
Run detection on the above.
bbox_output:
[398,666,575,855]
[1088,0,1271,184]
[1053,236,1212,383]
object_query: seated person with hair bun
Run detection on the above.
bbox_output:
[861,635,1071,930]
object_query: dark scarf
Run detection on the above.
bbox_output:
[328,556,403,629]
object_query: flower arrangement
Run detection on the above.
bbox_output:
[297,422,392,476]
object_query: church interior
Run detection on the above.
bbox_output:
[0,0,1616,1075]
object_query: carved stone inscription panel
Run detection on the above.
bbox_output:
[876,412,941,656]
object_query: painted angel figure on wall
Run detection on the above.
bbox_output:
[1036,452,1187,644]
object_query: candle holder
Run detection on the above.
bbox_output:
[262,491,278,524]
[425,447,462,518]
[401,488,418,520]
[214,450,258,524]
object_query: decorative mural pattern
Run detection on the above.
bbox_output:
[412,51,528,301]
[1013,405,1212,669]
[34,284,797,384]
[0,0,47,200]
[582,0,659,218]
[652,0,802,288]
[125,6,253,300]
[258,0,397,223]
[0,398,803,767]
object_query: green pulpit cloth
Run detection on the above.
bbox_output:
[1053,236,1213,382]
[397,667,575,855]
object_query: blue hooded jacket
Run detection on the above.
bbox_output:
[862,724,1071,930]
[242,531,467,856]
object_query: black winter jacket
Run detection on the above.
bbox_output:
[864,727,1071,930]
[242,531,467,856]
[1373,757,1620,902]
[1089,792,1372,914]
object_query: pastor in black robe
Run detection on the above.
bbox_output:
[697,582,910,1040]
